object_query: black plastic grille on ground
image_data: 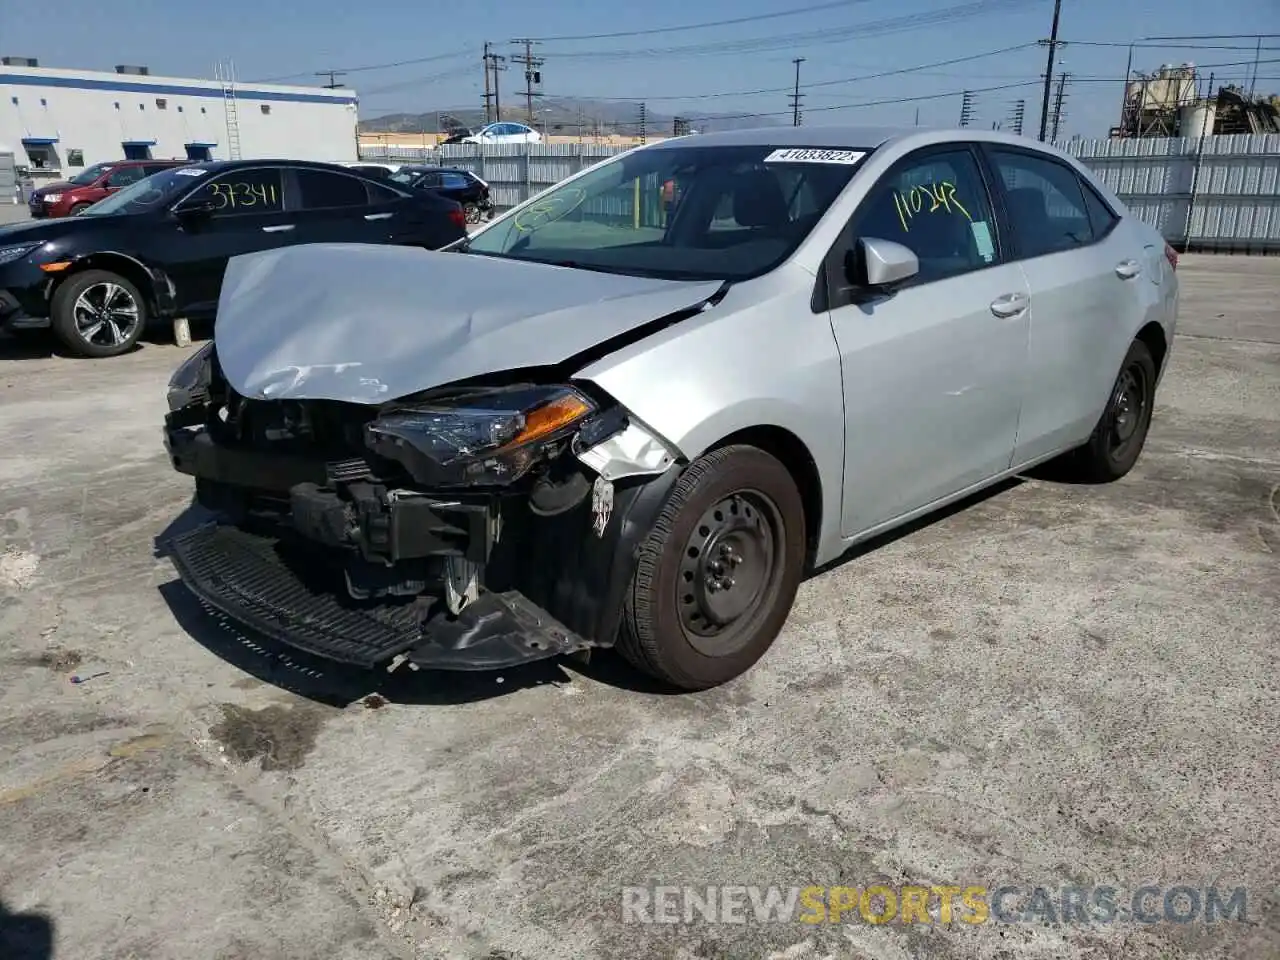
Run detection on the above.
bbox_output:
[168,524,424,668]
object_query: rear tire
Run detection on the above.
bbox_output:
[1059,339,1157,483]
[616,445,806,691]
[463,202,482,224]
[50,269,147,359]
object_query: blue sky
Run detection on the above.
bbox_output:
[6,0,1277,136]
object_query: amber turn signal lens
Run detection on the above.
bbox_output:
[505,392,593,447]
[39,261,72,273]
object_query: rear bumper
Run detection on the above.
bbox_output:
[163,422,681,672]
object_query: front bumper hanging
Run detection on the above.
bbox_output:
[168,522,590,671]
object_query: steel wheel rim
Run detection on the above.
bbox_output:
[676,490,783,657]
[1108,362,1149,460]
[73,282,139,347]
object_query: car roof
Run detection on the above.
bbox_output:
[181,158,376,174]
[644,124,1083,163]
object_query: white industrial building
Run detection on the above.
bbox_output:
[0,58,359,183]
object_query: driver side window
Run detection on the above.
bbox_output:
[181,168,285,216]
[851,148,998,285]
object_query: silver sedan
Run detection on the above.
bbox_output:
[166,125,1179,691]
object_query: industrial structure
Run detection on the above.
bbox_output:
[1114,61,1279,138]
[0,56,359,183]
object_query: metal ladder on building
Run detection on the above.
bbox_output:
[215,60,242,160]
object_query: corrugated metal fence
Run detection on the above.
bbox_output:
[360,133,1280,252]
[1061,133,1279,253]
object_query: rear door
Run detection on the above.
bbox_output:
[981,146,1150,464]
[158,166,296,316]
[289,166,398,244]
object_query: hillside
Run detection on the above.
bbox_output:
[358,97,779,137]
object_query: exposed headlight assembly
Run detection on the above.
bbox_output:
[166,341,215,412]
[0,243,38,266]
[366,384,613,486]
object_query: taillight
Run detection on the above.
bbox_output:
[1164,243,1178,270]
[449,206,466,229]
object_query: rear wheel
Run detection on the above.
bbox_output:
[463,202,482,224]
[49,269,147,358]
[1060,339,1157,482]
[617,445,806,691]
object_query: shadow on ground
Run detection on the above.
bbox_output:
[151,470,1033,707]
[0,900,54,960]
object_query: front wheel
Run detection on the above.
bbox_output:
[1060,339,1157,483]
[49,269,147,358]
[617,445,806,691]
[68,203,92,217]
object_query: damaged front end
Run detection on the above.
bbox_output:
[163,343,682,671]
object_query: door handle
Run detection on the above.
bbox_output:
[990,292,1029,318]
[1115,259,1141,279]
[262,224,295,233]
[364,212,394,221]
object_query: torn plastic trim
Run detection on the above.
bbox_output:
[574,417,680,481]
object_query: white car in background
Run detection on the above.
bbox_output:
[462,122,542,145]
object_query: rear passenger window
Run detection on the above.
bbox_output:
[852,148,999,284]
[988,150,1095,257]
[367,182,403,204]
[295,169,368,209]
[1080,181,1119,238]
[440,172,470,189]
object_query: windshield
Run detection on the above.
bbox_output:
[465,143,871,281]
[80,166,208,216]
[69,163,115,186]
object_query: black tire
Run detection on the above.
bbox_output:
[49,269,147,359]
[68,203,92,216]
[463,202,482,224]
[1060,339,1157,483]
[616,445,806,691]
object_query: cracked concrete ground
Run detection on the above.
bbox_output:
[1,254,1277,960]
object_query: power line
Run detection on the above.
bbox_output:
[539,42,1040,103]
[684,79,1041,123]
[539,0,1042,61]
[529,0,878,42]
[253,48,474,83]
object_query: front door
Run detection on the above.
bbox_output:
[160,166,296,316]
[826,145,1029,536]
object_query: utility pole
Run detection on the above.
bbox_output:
[1050,72,1070,141]
[1036,0,1064,141]
[959,90,976,127]
[790,57,805,127]
[1009,99,1026,136]
[316,69,346,89]
[511,39,544,125]
[482,43,493,123]
[637,102,647,144]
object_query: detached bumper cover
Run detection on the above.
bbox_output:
[168,522,590,670]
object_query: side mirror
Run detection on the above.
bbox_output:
[175,197,217,219]
[844,237,919,291]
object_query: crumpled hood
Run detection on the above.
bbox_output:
[213,243,724,403]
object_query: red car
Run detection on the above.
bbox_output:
[28,159,191,218]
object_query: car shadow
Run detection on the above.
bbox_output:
[0,331,146,360]
[810,476,1024,577]
[0,899,54,960]
[154,503,577,707]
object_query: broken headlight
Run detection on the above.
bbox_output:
[365,385,602,486]
[166,341,215,412]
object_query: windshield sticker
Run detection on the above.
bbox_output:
[892,181,972,232]
[764,148,865,165]
[173,168,207,177]
[970,220,996,262]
